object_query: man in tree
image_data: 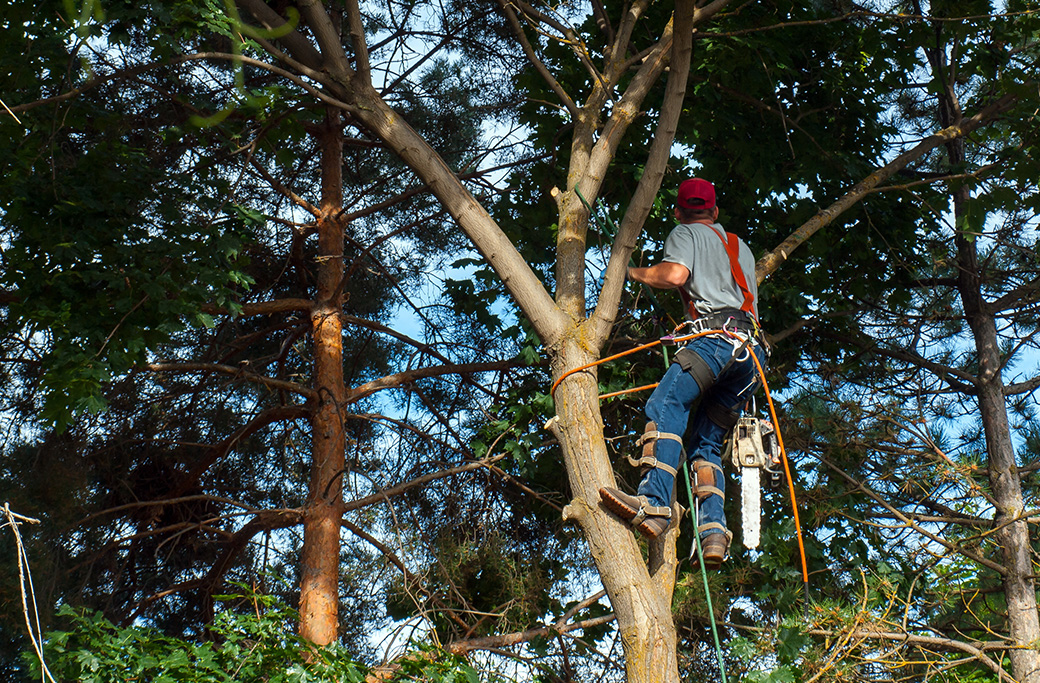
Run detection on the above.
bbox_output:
[599,178,766,570]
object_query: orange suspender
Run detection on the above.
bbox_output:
[713,229,757,318]
[679,223,758,322]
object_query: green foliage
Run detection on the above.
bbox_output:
[1,0,527,672]
[3,0,1039,680]
[30,589,493,683]
[0,1,260,429]
[383,645,486,683]
[745,667,796,683]
[34,602,364,682]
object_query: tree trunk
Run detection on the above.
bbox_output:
[953,183,1040,683]
[237,0,695,669]
[299,109,348,645]
[550,339,680,683]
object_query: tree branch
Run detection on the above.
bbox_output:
[817,456,1008,575]
[202,298,313,316]
[592,0,698,344]
[343,0,372,80]
[235,0,324,70]
[815,329,979,395]
[169,405,312,498]
[756,93,1020,283]
[497,0,580,119]
[342,360,520,404]
[1005,375,1040,396]
[448,589,615,655]
[200,508,304,592]
[143,362,317,398]
[343,454,507,513]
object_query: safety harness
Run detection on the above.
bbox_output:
[623,223,765,556]
[678,223,760,326]
[548,323,811,680]
[559,193,805,682]
[712,225,758,321]
[623,317,757,555]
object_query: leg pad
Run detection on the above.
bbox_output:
[674,347,717,393]
[627,421,681,476]
[691,459,724,502]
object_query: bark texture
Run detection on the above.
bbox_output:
[551,342,679,682]
[299,110,348,645]
[953,182,1040,683]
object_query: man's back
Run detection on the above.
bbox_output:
[661,221,759,318]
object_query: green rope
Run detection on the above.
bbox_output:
[681,461,728,682]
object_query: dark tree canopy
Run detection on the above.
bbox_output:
[1,0,1038,681]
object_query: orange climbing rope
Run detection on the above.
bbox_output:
[597,383,659,400]
[742,333,811,607]
[550,325,811,603]
[549,330,718,398]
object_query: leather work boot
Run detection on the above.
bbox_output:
[599,487,671,539]
[691,531,731,571]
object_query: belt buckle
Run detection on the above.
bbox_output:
[690,317,712,335]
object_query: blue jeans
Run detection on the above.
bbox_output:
[637,335,765,538]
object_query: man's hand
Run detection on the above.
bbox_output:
[627,262,689,289]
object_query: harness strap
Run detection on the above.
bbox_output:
[627,495,672,527]
[628,430,682,477]
[674,347,717,393]
[697,522,730,537]
[704,401,742,431]
[681,224,759,324]
[709,226,757,320]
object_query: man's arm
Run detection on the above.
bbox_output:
[627,262,689,289]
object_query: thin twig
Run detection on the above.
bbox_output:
[3,503,57,683]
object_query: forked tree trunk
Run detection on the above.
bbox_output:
[299,109,348,645]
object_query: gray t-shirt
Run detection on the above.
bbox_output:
[661,221,759,318]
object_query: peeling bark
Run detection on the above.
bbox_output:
[299,109,348,645]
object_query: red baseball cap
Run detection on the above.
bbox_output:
[677,178,716,210]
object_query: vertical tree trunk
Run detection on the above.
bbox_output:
[262,0,696,669]
[299,109,347,645]
[550,340,680,683]
[929,13,1040,663]
[953,181,1040,683]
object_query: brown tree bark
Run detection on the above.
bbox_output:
[299,108,348,645]
[929,8,1040,666]
[231,1,703,676]
[953,179,1040,683]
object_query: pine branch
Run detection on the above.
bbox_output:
[757,93,1020,283]
[143,362,318,398]
[448,590,613,655]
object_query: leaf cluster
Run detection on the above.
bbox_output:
[30,587,490,683]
